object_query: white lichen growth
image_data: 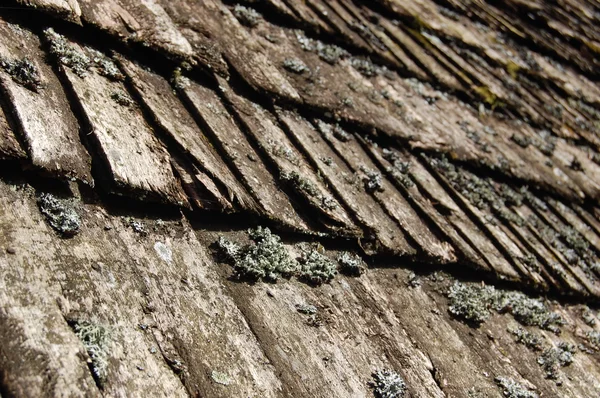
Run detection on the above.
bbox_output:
[233,5,262,27]
[537,342,576,379]
[44,28,91,78]
[0,56,41,91]
[73,321,111,383]
[494,376,538,398]
[298,247,337,285]
[216,227,298,282]
[337,251,365,276]
[447,282,564,332]
[282,58,308,74]
[37,193,81,236]
[369,369,406,398]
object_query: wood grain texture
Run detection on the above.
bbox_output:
[49,36,185,204]
[278,110,416,256]
[0,103,25,160]
[117,56,257,213]
[0,20,92,183]
[15,0,82,23]
[180,79,309,232]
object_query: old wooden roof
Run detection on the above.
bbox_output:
[1,0,600,396]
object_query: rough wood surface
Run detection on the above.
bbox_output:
[77,0,193,59]
[117,57,257,213]
[50,37,185,204]
[180,79,309,232]
[15,0,82,23]
[220,83,359,236]
[0,104,25,160]
[278,110,416,256]
[0,20,92,183]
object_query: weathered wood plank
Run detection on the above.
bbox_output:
[0,20,92,183]
[219,82,359,236]
[14,0,82,23]
[278,110,416,256]
[0,105,26,160]
[77,0,193,59]
[179,79,309,232]
[44,30,186,204]
[0,180,283,397]
[365,142,490,269]
[317,120,455,263]
[219,254,446,398]
[405,154,520,279]
[548,198,600,254]
[424,158,547,287]
[117,57,257,213]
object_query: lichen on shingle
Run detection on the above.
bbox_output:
[360,166,384,193]
[447,282,565,332]
[508,326,544,351]
[72,321,111,384]
[233,5,262,28]
[282,58,309,74]
[337,251,365,276]
[37,193,81,236]
[369,369,406,398]
[44,28,91,78]
[215,227,298,282]
[88,48,124,81]
[111,90,134,107]
[537,342,576,379]
[494,376,538,398]
[298,247,337,285]
[0,56,41,91]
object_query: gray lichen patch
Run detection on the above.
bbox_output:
[280,171,338,211]
[494,376,538,398]
[369,369,407,398]
[72,321,111,385]
[282,58,309,74]
[37,193,81,236]
[537,342,576,379]
[315,120,352,142]
[88,49,124,81]
[382,149,414,189]
[215,227,298,282]
[295,31,349,65]
[211,370,232,386]
[233,5,262,28]
[337,251,365,276]
[508,326,544,351]
[44,28,91,78]
[350,57,383,77]
[111,90,134,107]
[297,246,337,285]
[0,56,42,92]
[447,282,565,332]
[360,166,384,193]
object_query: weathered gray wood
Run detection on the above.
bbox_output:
[0,105,25,160]
[117,57,257,213]
[15,0,82,23]
[77,0,193,59]
[405,155,520,280]
[318,119,455,263]
[47,34,186,204]
[220,83,360,236]
[0,20,92,183]
[366,142,490,270]
[278,110,416,256]
[0,180,283,397]
[179,79,309,232]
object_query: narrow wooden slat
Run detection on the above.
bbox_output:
[14,0,82,23]
[548,198,600,254]
[117,57,257,213]
[0,20,92,183]
[45,31,185,204]
[405,155,519,279]
[0,105,25,160]
[365,142,490,269]
[219,82,359,235]
[319,121,455,263]
[278,110,416,256]
[179,79,309,232]
[77,0,193,59]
